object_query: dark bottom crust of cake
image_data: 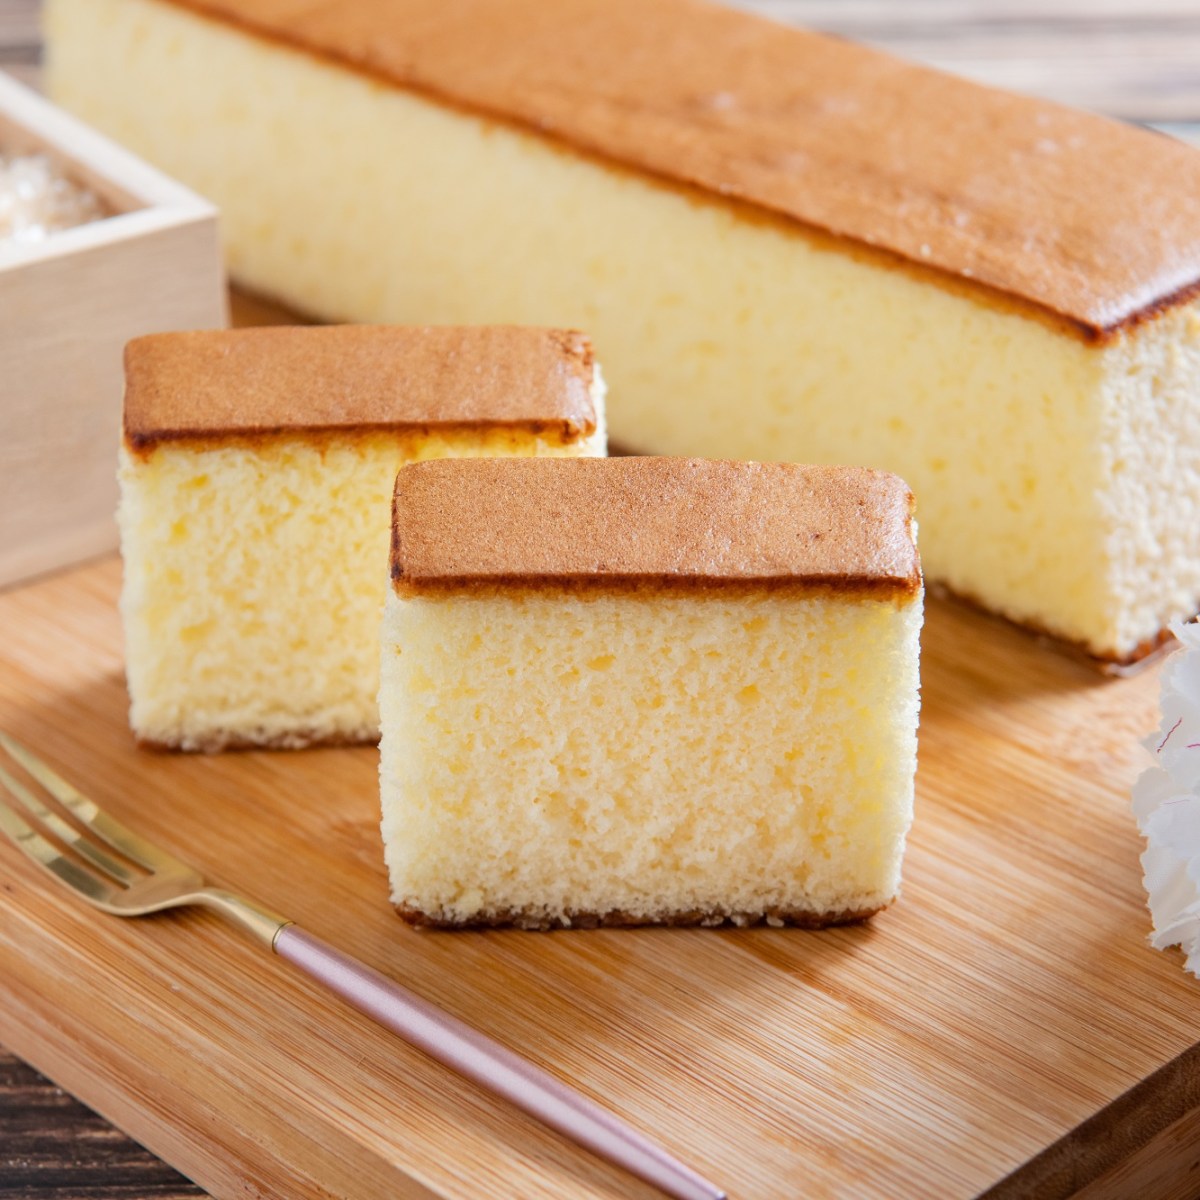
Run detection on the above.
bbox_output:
[135,729,377,754]
[394,901,889,931]
[926,580,1185,673]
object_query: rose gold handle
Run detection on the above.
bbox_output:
[273,925,724,1200]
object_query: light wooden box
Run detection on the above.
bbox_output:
[0,71,227,589]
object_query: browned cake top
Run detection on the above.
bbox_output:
[391,457,921,598]
[163,0,1200,337]
[123,326,598,450]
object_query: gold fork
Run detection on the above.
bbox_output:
[0,731,723,1200]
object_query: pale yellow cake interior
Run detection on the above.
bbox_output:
[50,0,1200,661]
[379,588,923,926]
[119,418,605,752]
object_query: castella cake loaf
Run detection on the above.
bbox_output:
[119,325,606,751]
[380,457,923,929]
[46,0,1200,664]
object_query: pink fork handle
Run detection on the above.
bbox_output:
[273,925,724,1200]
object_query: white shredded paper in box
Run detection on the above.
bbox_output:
[1133,619,1200,976]
[0,152,106,244]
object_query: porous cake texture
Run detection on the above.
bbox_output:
[380,457,923,929]
[46,0,1200,664]
[118,326,605,752]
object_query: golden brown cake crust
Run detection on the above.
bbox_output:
[391,457,921,598]
[157,0,1200,336]
[123,325,597,451]
[394,901,888,931]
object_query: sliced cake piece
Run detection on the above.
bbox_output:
[380,457,923,929]
[46,0,1200,664]
[118,325,606,751]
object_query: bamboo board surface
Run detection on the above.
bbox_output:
[0,554,1198,1200]
[6,3,1200,1195]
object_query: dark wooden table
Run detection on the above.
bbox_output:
[4,1,1200,1197]
[0,1056,202,1198]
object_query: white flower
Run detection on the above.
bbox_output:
[1133,619,1200,975]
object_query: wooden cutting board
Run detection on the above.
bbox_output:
[1,555,1199,1200]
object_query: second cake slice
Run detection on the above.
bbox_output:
[118,325,606,751]
[381,457,922,929]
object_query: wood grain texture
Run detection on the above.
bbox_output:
[748,2,1200,123]
[0,1051,204,1199]
[0,0,37,75]
[1072,1102,1200,1200]
[0,559,1199,1200]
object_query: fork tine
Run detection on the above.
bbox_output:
[0,786,120,907]
[0,733,187,875]
[0,761,138,885]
